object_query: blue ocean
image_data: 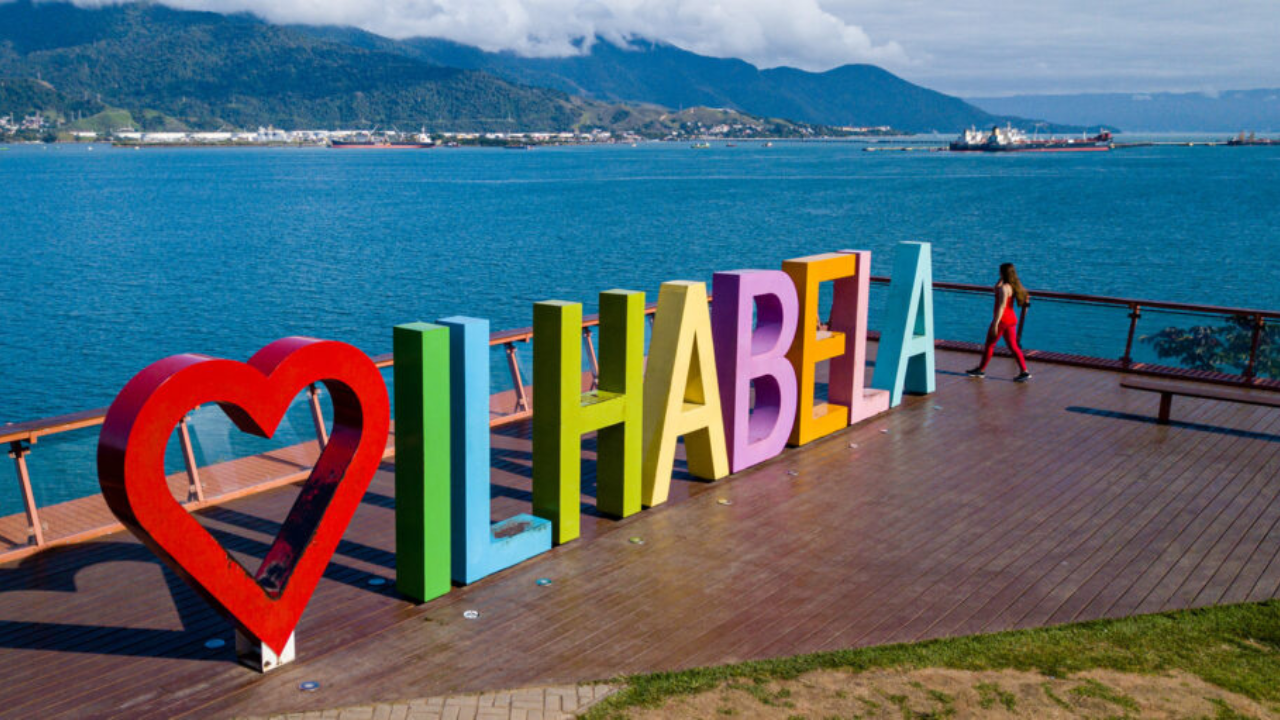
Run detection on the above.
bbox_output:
[1,139,1277,512]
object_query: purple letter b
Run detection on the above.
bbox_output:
[712,271,799,473]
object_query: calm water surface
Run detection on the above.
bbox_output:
[1,140,1277,510]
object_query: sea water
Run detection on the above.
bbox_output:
[1,139,1277,512]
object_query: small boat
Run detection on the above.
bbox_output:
[764,142,774,148]
[691,142,711,149]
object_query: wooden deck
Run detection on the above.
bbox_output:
[0,346,1277,719]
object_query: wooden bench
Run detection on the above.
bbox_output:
[1120,378,1280,424]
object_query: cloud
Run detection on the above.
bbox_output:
[820,0,1280,95]
[45,0,1280,94]
[60,0,908,71]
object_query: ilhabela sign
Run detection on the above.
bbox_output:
[96,242,935,671]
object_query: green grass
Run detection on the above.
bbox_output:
[975,682,1017,711]
[583,600,1280,718]
[1068,678,1139,714]
[1207,697,1256,719]
[66,107,135,133]
[1041,682,1072,710]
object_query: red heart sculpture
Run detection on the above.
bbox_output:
[97,337,390,656]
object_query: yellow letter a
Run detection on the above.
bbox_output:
[642,281,730,507]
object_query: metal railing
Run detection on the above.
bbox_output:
[868,277,1276,383]
[2,280,1275,554]
[0,303,665,552]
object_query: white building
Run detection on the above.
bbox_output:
[141,132,187,144]
[191,132,234,142]
[254,126,291,142]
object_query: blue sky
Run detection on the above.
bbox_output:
[60,0,1280,95]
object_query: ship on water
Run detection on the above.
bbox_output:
[1226,131,1279,146]
[330,130,434,149]
[949,125,1112,153]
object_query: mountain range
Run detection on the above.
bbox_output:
[0,0,586,132]
[0,0,1071,134]
[298,27,1038,133]
[969,90,1280,133]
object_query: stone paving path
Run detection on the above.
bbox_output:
[244,684,620,720]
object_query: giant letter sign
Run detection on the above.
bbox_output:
[533,291,645,545]
[830,250,890,425]
[97,338,390,670]
[393,322,452,603]
[643,281,729,507]
[872,242,936,406]
[440,316,551,583]
[711,270,799,473]
[782,252,860,445]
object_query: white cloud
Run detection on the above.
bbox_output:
[40,0,1280,93]
[820,0,1280,95]
[59,0,909,71]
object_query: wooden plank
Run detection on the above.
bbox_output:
[715,365,1124,658]
[1033,404,1280,626]
[828,366,1166,647]
[979,395,1268,631]
[1024,404,1280,627]
[1170,449,1280,608]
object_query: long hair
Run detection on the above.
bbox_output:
[1000,263,1030,308]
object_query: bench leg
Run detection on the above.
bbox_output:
[1157,392,1172,425]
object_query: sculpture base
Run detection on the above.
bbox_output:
[236,631,295,672]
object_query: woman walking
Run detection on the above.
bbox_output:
[967,263,1032,382]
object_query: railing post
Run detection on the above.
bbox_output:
[306,383,329,450]
[8,440,43,547]
[1017,302,1029,344]
[1243,314,1265,383]
[505,341,530,413]
[583,326,600,390]
[177,417,205,503]
[1121,303,1142,366]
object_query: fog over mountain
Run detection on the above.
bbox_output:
[4,0,1079,133]
[46,0,909,73]
[32,0,1280,95]
[970,89,1280,133]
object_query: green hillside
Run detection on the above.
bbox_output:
[0,77,102,122]
[300,28,1086,133]
[0,0,583,131]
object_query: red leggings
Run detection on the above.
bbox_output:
[980,321,1028,372]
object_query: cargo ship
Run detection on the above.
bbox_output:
[950,125,1112,153]
[329,132,434,149]
[1226,132,1279,146]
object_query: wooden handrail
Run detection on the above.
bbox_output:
[870,276,1280,319]
[0,409,108,445]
